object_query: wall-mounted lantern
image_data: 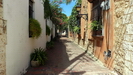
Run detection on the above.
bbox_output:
[76,4,81,12]
[76,4,88,20]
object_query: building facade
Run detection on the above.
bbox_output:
[0,0,54,75]
[70,0,133,75]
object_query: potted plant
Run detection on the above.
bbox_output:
[89,21,102,35]
[29,18,42,38]
[30,47,47,67]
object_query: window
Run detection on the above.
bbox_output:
[91,0,103,35]
[29,0,34,18]
[91,0,102,22]
[29,0,34,37]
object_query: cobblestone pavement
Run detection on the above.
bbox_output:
[25,37,117,75]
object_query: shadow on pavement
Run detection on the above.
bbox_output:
[25,37,91,75]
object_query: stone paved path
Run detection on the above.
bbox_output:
[25,37,117,75]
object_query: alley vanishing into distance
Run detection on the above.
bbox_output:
[25,37,117,75]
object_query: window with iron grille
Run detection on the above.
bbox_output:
[29,0,34,18]
[91,0,103,35]
[29,0,34,37]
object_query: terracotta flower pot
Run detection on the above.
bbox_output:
[92,30,97,35]
[92,30,102,35]
[96,30,102,35]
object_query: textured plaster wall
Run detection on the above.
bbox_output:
[114,0,133,75]
[46,19,53,42]
[3,0,46,75]
[33,0,46,48]
[0,0,6,75]
[72,0,94,54]
[80,0,94,54]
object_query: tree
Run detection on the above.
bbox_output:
[51,0,81,4]
[43,0,68,32]
[68,0,81,39]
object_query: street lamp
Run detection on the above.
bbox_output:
[76,4,88,20]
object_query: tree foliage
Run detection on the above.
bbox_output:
[51,0,81,4]
[49,1,68,31]
[68,5,78,32]
[43,0,52,19]
[43,0,81,31]
[68,0,81,33]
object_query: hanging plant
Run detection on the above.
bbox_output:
[46,25,51,35]
[29,18,42,38]
[89,21,102,30]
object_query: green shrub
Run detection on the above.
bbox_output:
[46,41,54,49]
[29,18,42,38]
[73,26,80,33]
[30,47,47,65]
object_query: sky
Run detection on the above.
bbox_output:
[59,1,76,17]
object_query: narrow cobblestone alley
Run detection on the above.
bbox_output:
[25,37,117,75]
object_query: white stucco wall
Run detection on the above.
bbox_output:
[53,24,55,38]
[46,19,53,42]
[34,0,46,48]
[3,0,46,75]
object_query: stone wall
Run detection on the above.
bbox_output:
[0,0,6,75]
[72,0,95,55]
[114,0,133,75]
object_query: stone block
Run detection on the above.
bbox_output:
[125,60,132,70]
[128,71,133,75]
[0,28,2,35]
[124,35,133,41]
[0,46,4,53]
[124,6,133,14]
[0,7,3,18]
[130,0,133,6]
[123,41,133,51]
[0,53,5,61]
[0,35,6,45]
[131,13,133,23]
[3,20,7,34]
[124,7,129,14]
[125,50,131,60]
[125,1,129,8]
[124,67,130,75]
[0,63,5,70]
[128,6,133,13]
[123,14,131,24]
[126,24,133,34]
[0,70,5,75]
[0,19,3,27]
[130,52,133,62]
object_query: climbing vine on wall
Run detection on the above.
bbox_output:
[43,0,52,19]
